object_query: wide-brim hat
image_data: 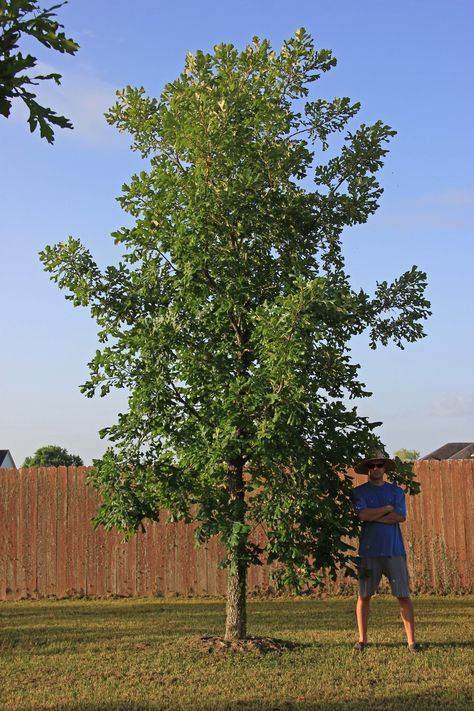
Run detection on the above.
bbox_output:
[354,449,396,475]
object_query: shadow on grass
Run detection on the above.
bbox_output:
[16,689,474,711]
[0,599,358,654]
[2,597,473,658]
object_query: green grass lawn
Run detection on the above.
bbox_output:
[0,596,473,710]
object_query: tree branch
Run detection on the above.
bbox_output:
[169,381,202,420]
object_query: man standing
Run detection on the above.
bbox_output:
[352,450,422,653]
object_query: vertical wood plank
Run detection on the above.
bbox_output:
[0,469,7,598]
[421,461,434,588]
[89,475,102,596]
[64,466,75,595]
[4,469,17,599]
[216,539,227,596]
[104,519,115,596]
[164,518,176,596]
[56,466,68,598]
[84,468,98,597]
[438,459,456,590]
[108,532,117,596]
[16,469,27,598]
[95,512,107,597]
[461,462,474,585]
[135,528,146,596]
[144,521,154,596]
[46,468,58,596]
[406,462,429,587]
[186,506,199,596]
[35,468,49,597]
[76,467,87,596]
[194,535,208,595]
[156,519,165,597]
[206,536,218,596]
[126,534,137,598]
[26,469,38,598]
[452,461,468,584]
[429,461,443,588]
[116,533,127,597]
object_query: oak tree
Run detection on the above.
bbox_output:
[0,0,79,143]
[41,30,430,640]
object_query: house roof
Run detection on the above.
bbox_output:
[0,449,16,468]
[449,443,474,459]
[420,442,474,460]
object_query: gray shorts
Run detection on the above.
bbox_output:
[357,556,410,598]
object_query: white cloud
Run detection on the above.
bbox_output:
[9,62,128,148]
[431,395,474,417]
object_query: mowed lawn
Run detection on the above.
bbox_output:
[0,596,473,710]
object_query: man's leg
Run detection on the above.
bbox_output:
[356,595,372,644]
[355,557,380,647]
[398,596,415,645]
[386,556,417,647]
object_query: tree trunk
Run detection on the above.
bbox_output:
[225,560,247,640]
[224,459,248,641]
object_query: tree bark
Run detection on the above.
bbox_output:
[224,459,248,641]
[225,559,247,640]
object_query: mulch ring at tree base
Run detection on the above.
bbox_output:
[192,635,302,655]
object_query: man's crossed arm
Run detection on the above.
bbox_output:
[358,505,405,524]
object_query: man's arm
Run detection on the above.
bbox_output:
[358,505,394,521]
[377,511,405,524]
[376,487,407,524]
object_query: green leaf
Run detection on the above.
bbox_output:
[0,0,79,142]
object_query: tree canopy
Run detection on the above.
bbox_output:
[40,29,430,640]
[0,0,79,143]
[22,444,83,467]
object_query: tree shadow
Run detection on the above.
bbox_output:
[13,689,473,711]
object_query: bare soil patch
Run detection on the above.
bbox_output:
[192,634,302,655]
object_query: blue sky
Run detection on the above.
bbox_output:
[1,0,473,465]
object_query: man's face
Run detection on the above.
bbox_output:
[367,461,385,484]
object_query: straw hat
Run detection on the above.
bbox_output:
[354,449,396,475]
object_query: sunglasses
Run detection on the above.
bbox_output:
[367,462,385,469]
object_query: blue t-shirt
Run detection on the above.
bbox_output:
[352,481,406,557]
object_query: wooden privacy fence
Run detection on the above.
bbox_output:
[0,461,473,600]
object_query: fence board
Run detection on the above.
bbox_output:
[25,469,38,597]
[451,461,468,584]
[135,529,148,597]
[64,466,76,595]
[0,471,6,599]
[36,468,49,597]
[1,462,474,600]
[55,468,68,598]
[462,466,474,585]
[16,470,27,597]
[4,469,17,599]
[46,468,57,596]
[85,469,98,597]
[95,520,107,598]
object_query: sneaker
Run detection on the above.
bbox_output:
[353,641,367,652]
[408,643,423,653]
